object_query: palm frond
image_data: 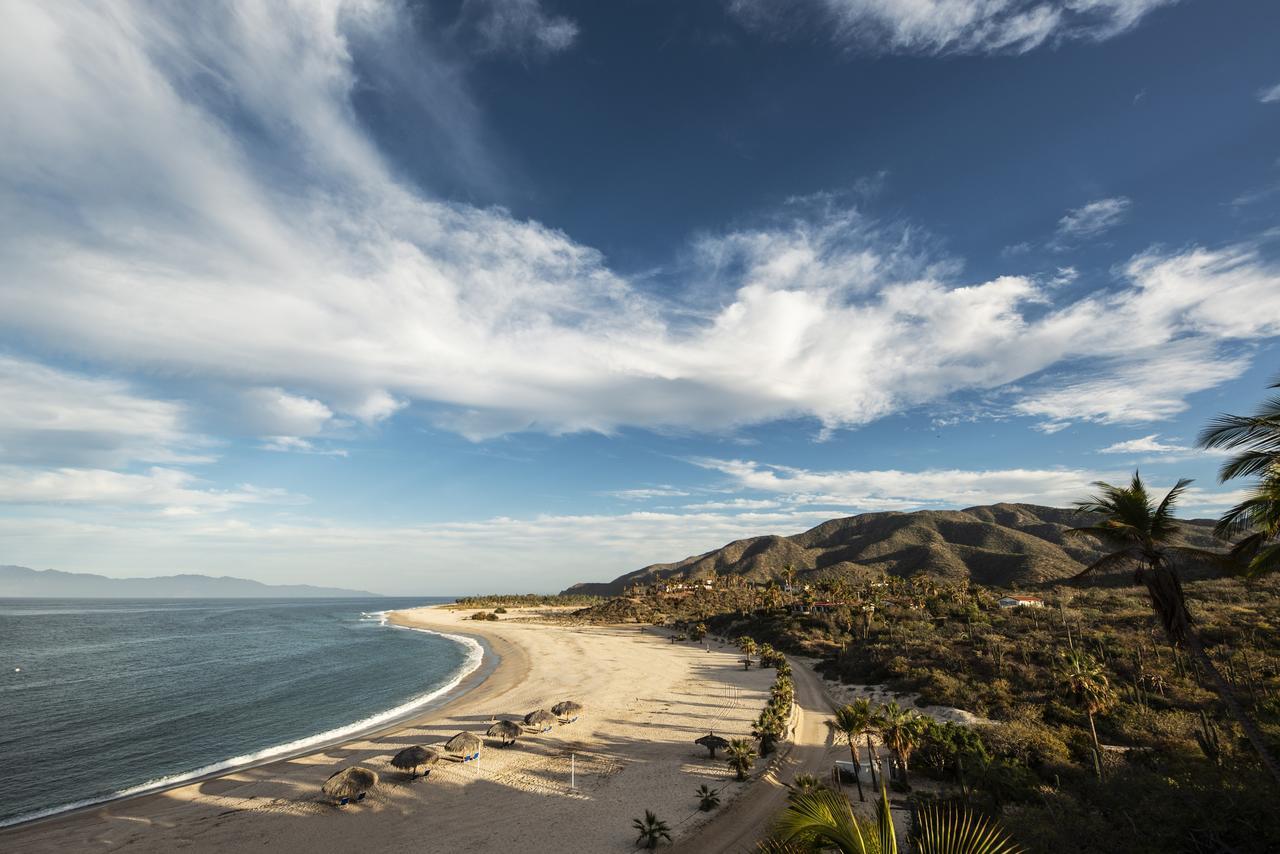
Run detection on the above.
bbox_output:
[1071,548,1140,579]
[1152,478,1193,538]
[877,783,897,854]
[772,789,876,854]
[1197,400,1280,450]
[914,801,1025,854]
[1217,448,1280,482]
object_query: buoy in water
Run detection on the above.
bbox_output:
[13,668,20,672]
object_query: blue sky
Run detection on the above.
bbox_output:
[1,0,1278,594]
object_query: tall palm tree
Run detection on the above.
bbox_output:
[827,702,873,801]
[874,701,926,784]
[1053,650,1114,776]
[632,810,672,849]
[1069,471,1280,785]
[727,738,758,781]
[1198,378,1280,577]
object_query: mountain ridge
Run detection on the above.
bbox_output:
[0,565,381,598]
[563,503,1221,596]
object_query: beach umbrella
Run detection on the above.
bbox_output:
[551,700,584,719]
[322,766,378,801]
[695,733,730,759]
[487,719,522,745]
[445,731,482,755]
[391,745,439,777]
[524,709,557,729]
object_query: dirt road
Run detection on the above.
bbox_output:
[671,658,838,853]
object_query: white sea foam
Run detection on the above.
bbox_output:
[0,610,482,830]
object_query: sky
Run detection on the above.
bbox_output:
[1,0,1279,594]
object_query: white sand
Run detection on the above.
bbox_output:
[3,605,778,853]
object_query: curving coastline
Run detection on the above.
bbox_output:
[0,607,488,832]
[3,605,775,853]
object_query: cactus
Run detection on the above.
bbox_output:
[1194,708,1223,767]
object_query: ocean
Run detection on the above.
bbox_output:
[0,597,480,827]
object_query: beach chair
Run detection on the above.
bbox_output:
[338,797,350,806]
[357,792,366,802]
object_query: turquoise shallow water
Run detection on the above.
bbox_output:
[0,597,476,827]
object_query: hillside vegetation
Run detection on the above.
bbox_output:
[563,504,1220,596]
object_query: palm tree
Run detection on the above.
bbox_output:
[1068,471,1280,785]
[771,785,1024,853]
[874,701,926,784]
[727,738,757,781]
[755,707,785,756]
[827,702,872,801]
[740,637,758,659]
[787,774,828,796]
[696,784,720,811]
[632,810,672,849]
[1198,379,1280,577]
[1053,650,1114,777]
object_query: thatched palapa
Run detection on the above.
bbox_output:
[695,733,730,758]
[391,745,439,775]
[445,731,482,754]
[524,709,556,728]
[487,719,522,745]
[322,766,378,800]
[551,700,583,718]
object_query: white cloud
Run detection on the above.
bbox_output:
[1055,196,1132,241]
[0,507,842,593]
[0,466,301,515]
[694,457,1111,510]
[260,436,349,456]
[606,487,693,500]
[241,388,336,437]
[0,356,207,467]
[458,0,579,57]
[1098,434,1188,454]
[727,0,1176,55]
[1258,82,1280,104]
[1,1,1277,450]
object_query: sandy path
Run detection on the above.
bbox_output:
[670,655,838,853]
[2,606,775,853]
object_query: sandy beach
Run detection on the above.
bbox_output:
[2,605,789,853]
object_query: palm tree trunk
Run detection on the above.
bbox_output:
[1086,712,1103,780]
[1184,630,1280,787]
[866,733,879,788]
[848,740,865,802]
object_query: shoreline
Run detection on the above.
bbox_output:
[3,604,775,853]
[0,605,501,833]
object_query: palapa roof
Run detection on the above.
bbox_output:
[524,709,557,726]
[487,719,522,739]
[695,733,731,749]
[391,745,439,769]
[551,700,583,716]
[444,731,482,753]
[322,766,378,798]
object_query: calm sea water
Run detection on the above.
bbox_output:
[0,597,479,827]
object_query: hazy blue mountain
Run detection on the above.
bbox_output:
[0,565,380,598]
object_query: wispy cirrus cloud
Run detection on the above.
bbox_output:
[1258,81,1280,104]
[0,466,303,516]
[692,457,1109,510]
[456,0,579,57]
[1054,196,1132,242]
[0,356,209,468]
[726,0,1177,56]
[1,0,1278,455]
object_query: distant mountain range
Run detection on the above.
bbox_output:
[0,565,381,598]
[564,503,1221,596]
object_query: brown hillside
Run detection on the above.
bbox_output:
[563,503,1220,595]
